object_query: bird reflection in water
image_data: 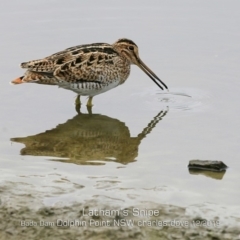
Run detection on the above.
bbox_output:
[11,109,168,165]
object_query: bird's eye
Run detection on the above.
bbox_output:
[128,46,134,51]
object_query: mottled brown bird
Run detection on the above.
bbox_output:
[11,38,168,107]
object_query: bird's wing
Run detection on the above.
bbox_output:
[53,47,121,83]
[19,43,125,84]
[20,43,114,74]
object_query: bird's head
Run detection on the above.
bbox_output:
[113,38,168,90]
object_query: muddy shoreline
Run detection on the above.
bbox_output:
[1,201,239,240]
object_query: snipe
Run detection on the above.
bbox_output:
[11,38,168,108]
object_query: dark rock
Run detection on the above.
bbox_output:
[188,160,228,172]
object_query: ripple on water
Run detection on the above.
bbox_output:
[155,88,210,112]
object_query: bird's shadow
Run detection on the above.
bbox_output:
[11,107,168,165]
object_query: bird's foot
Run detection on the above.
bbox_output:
[87,105,93,115]
[75,104,81,114]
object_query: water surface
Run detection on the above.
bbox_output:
[0,0,240,238]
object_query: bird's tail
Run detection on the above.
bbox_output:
[11,76,24,85]
[11,71,58,85]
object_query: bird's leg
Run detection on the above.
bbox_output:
[86,97,93,114]
[75,95,81,105]
[86,96,93,107]
[75,95,81,114]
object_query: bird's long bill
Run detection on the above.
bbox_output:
[137,59,168,91]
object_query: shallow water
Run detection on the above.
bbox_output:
[1,0,240,238]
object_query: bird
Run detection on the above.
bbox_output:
[11,38,168,108]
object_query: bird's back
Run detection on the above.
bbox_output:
[20,43,130,85]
